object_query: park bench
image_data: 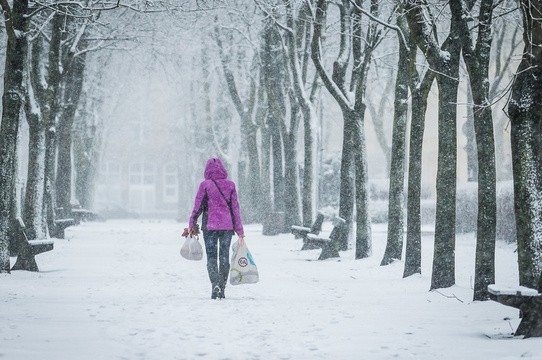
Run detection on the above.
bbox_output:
[52,218,76,239]
[305,217,347,260]
[11,217,54,272]
[71,208,99,225]
[50,207,76,239]
[291,211,325,250]
[488,284,542,338]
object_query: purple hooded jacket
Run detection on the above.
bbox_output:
[189,158,244,236]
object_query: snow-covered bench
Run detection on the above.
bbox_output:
[488,284,542,338]
[11,218,54,272]
[52,218,75,239]
[291,211,325,250]
[305,217,346,260]
[71,208,98,225]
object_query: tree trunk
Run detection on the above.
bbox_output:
[431,72,460,290]
[351,107,372,259]
[56,119,73,215]
[43,13,66,236]
[283,122,301,230]
[453,0,497,300]
[337,110,355,250]
[260,117,273,212]
[44,125,57,236]
[23,36,48,241]
[214,27,262,223]
[244,121,263,223]
[74,137,97,210]
[23,120,47,240]
[403,91,430,277]
[302,105,314,227]
[464,84,478,181]
[0,0,29,272]
[381,40,409,265]
[472,79,496,299]
[56,52,87,216]
[403,0,462,289]
[283,0,315,228]
[508,11,542,287]
[270,117,285,211]
[73,95,100,211]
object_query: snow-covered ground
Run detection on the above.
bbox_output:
[1,220,540,359]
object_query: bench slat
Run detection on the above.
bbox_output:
[27,240,54,256]
[306,234,331,243]
[488,284,539,297]
[291,225,311,232]
[28,240,54,246]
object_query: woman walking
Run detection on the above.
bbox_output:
[188,158,244,299]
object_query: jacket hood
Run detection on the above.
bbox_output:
[204,158,228,180]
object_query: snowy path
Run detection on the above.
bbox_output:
[1,220,541,359]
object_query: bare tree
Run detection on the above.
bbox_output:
[283,0,318,227]
[366,74,393,173]
[311,0,381,257]
[0,0,29,272]
[453,0,497,300]
[404,0,462,289]
[20,11,65,246]
[380,21,409,266]
[215,22,264,223]
[508,0,542,290]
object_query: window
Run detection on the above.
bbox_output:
[100,162,121,185]
[129,162,154,186]
[163,163,178,203]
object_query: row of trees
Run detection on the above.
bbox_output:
[193,0,541,301]
[0,1,146,271]
[0,0,540,305]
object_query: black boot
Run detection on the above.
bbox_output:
[211,285,221,299]
[219,284,225,299]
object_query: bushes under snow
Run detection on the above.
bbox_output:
[455,181,516,242]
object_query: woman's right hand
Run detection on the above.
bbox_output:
[239,235,245,245]
[189,225,200,236]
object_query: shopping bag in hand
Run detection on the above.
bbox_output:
[180,235,203,261]
[229,239,259,285]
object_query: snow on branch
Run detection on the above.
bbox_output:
[254,0,293,35]
[348,0,410,52]
[0,0,18,40]
[27,0,223,19]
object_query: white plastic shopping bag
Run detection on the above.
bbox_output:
[180,236,203,261]
[229,239,259,285]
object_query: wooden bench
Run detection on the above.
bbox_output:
[52,218,76,239]
[488,284,542,338]
[49,207,76,239]
[291,212,325,250]
[11,217,54,272]
[71,208,99,225]
[305,217,347,260]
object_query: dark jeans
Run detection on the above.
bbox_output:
[202,230,234,289]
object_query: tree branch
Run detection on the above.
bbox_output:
[348,0,410,52]
[214,24,247,119]
[0,0,16,40]
[310,0,351,111]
